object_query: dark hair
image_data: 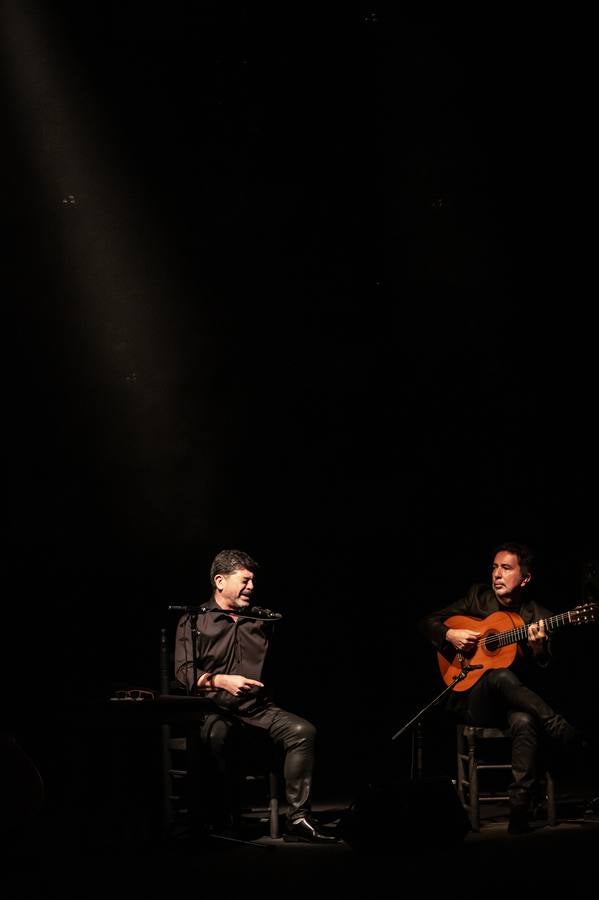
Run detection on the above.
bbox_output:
[209,549,259,587]
[493,541,534,578]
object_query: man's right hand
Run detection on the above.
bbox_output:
[213,674,264,697]
[446,628,480,652]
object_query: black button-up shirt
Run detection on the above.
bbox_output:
[174,601,276,724]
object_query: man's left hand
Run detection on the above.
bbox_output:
[527,620,547,656]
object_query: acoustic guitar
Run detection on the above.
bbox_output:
[438,602,598,692]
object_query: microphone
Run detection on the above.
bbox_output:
[243,606,283,621]
[462,664,484,672]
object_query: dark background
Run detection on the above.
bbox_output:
[4,2,597,797]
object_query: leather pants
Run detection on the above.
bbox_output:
[463,668,568,810]
[269,709,316,823]
[200,708,316,825]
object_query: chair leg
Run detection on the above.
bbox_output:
[456,729,466,807]
[161,723,174,834]
[467,732,480,832]
[545,770,557,826]
[268,770,280,839]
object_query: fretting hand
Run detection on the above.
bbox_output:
[527,620,547,656]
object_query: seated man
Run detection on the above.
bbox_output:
[174,548,338,843]
[418,541,579,834]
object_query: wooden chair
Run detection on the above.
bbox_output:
[456,724,557,831]
[162,718,280,839]
[159,629,280,840]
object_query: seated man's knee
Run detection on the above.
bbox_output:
[295,719,316,744]
[488,668,519,691]
[279,716,316,749]
[509,711,537,736]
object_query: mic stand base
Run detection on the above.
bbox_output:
[163,819,274,850]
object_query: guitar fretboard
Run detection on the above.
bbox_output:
[482,611,572,650]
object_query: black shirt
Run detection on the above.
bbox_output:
[174,601,277,724]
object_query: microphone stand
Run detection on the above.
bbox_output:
[391,666,481,779]
[189,612,200,697]
[168,604,282,621]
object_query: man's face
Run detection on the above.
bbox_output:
[215,567,255,610]
[491,551,530,605]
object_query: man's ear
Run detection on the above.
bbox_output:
[521,572,532,588]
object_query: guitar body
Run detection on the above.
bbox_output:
[437,610,525,692]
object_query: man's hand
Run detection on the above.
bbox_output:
[446,628,480,652]
[213,674,264,697]
[527,620,548,656]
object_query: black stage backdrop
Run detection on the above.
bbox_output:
[3,3,597,795]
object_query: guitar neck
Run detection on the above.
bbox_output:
[486,611,572,649]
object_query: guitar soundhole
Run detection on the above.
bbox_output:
[482,630,500,654]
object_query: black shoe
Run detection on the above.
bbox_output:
[508,809,532,835]
[283,816,340,843]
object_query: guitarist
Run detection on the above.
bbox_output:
[418,541,578,835]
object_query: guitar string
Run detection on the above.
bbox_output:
[477,606,599,649]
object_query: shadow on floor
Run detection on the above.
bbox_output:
[6,784,599,893]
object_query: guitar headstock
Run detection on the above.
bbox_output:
[571,602,599,625]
